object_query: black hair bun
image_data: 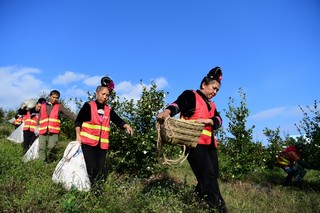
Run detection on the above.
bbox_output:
[207,66,222,82]
[37,98,46,104]
[101,77,115,91]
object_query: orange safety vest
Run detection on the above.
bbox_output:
[277,154,291,167]
[182,91,218,147]
[276,145,299,167]
[80,101,111,150]
[15,115,24,125]
[23,111,39,132]
[38,103,61,135]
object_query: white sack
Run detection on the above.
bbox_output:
[34,125,40,136]
[52,141,91,192]
[23,137,39,162]
[8,117,16,124]
[24,99,37,109]
[7,122,24,143]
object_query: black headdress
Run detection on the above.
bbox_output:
[101,76,115,91]
[37,98,46,104]
[207,66,222,83]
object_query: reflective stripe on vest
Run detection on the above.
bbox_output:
[15,115,24,125]
[80,101,111,150]
[23,111,38,132]
[202,129,212,137]
[182,91,217,147]
[23,112,31,130]
[277,155,290,167]
[39,104,61,134]
[277,145,300,167]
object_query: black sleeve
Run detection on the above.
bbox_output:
[75,102,91,128]
[212,108,222,130]
[16,108,28,117]
[29,108,38,118]
[110,109,126,129]
[166,90,196,118]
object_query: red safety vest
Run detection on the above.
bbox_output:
[80,101,111,150]
[23,111,39,132]
[15,115,24,126]
[277,145,300,167]
[182,91,218,147]
[38,104,61,135]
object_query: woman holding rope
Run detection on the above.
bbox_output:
[157,67,227,213]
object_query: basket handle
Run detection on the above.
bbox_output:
[162,144,190,165]
[156,117,190,165]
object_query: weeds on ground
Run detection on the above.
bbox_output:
[1,137,320,212]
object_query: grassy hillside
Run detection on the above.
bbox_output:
[1,125,320,212]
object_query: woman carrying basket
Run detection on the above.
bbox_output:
[157,67,227,213]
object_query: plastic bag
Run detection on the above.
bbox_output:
[34,125,40,136]
[7,122,24,143]
[23,99,37,109]
[23,137,39,162]
[52,141,91,192]
[7,117,16,124]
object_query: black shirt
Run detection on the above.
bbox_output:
[16,107,39,119]
[75,100,126,129]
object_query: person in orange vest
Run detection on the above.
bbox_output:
[14,115,24,129]
[157,67,227,213]
[276,141,309,186]
[22,98,46,153]
[38,90,77,162]
[14,103,28,129]
[75,77,133,185]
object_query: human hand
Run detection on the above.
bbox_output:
[124,124,133,136]
[76,134,82,143]
[196,118,213,126]
[157,109,171,123]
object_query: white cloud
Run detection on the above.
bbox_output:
[153,77,168,89]
[83,76,102,87]
[65,85,88,98]
[251,107,287,120]
[115,78,169,102]
[250,106,302,121]
[0,66,47,110]
[52,71,87,85]
[116,81,143,101]
[0,66,170,113]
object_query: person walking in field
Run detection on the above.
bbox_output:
[14,103,28,129]
[157,67,227,213]
[75,77,133,185]
[22,98,46,153]
[38,90,76,162]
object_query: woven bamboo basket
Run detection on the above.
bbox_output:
[158,117,205,147]
[156,117,205,165]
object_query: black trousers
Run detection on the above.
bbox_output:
[81,143,107,184]
[22,130,36,153]
[187,144,227,212]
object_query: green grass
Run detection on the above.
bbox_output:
[1,134,320,212]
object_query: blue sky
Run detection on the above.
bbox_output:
[1,0,319,144]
